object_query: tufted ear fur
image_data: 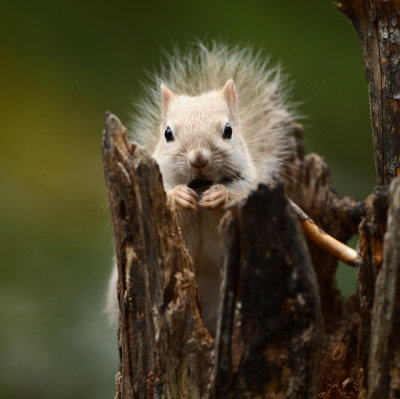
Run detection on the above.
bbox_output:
[220,79,237,109]
[161,84,176,111]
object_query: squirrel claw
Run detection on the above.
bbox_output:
[169,185,198,211]
[199,184,228,210]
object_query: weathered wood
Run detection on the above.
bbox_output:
[334,2,400,398]
[285,126,365,327]
[368,176,400,399]
[318,314,361,398]
[337,0,400,185]
[211,183,323,399]
[356,186,388,396]
[102,113,214,399]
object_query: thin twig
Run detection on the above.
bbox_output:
[288,199,357,267]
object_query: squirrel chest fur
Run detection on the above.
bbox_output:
[176,208,225,330]
[107,43,297,335]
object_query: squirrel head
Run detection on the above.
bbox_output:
[153,79,257,190]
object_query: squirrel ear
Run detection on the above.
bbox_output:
[220,79,237,107]
[161,84,176,111]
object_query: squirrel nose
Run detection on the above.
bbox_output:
[189,150,210,169]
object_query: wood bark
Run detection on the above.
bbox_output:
[334,1,400,397]
[212,183,322,399]
[337,0,400,185]
[357,186,389,396]
[103,113,214,398]
[368,177,400,399]
[284,127,365,329]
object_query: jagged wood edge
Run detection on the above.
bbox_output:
[284,124,365,327]
[368,176,400,399]
[102,112,214,399]
[210,183,323,399]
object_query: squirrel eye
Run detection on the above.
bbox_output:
[165,127,174,142]
[223,123,232,139]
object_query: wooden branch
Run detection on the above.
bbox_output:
[211,183,323,399]
[289,199,357,266]
[102,113,214,399]
[337,0,400,185]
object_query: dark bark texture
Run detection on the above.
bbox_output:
[102,2,400,397]
[338,0,400,186]
[103,114,214,399]
[284,131,365,329]
[212,184,322,399]
[368,177,400,399]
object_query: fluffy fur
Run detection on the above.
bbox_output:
[130,41,297,186]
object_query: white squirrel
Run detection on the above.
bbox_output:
[106,42,298,335]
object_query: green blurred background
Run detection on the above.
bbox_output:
[0,1,374,398]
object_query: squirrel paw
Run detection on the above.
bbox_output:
[168,185,198,211]
[199,184,228,210]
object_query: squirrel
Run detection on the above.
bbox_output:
[106,42,298,335]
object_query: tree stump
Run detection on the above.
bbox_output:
[102,2,400,397]
[103,114,324,398]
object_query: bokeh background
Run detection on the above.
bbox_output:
[0,1,375,398]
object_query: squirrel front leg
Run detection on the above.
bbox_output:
[199,184,247,210]
[167,184,198,212]
[168,183,248,211]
